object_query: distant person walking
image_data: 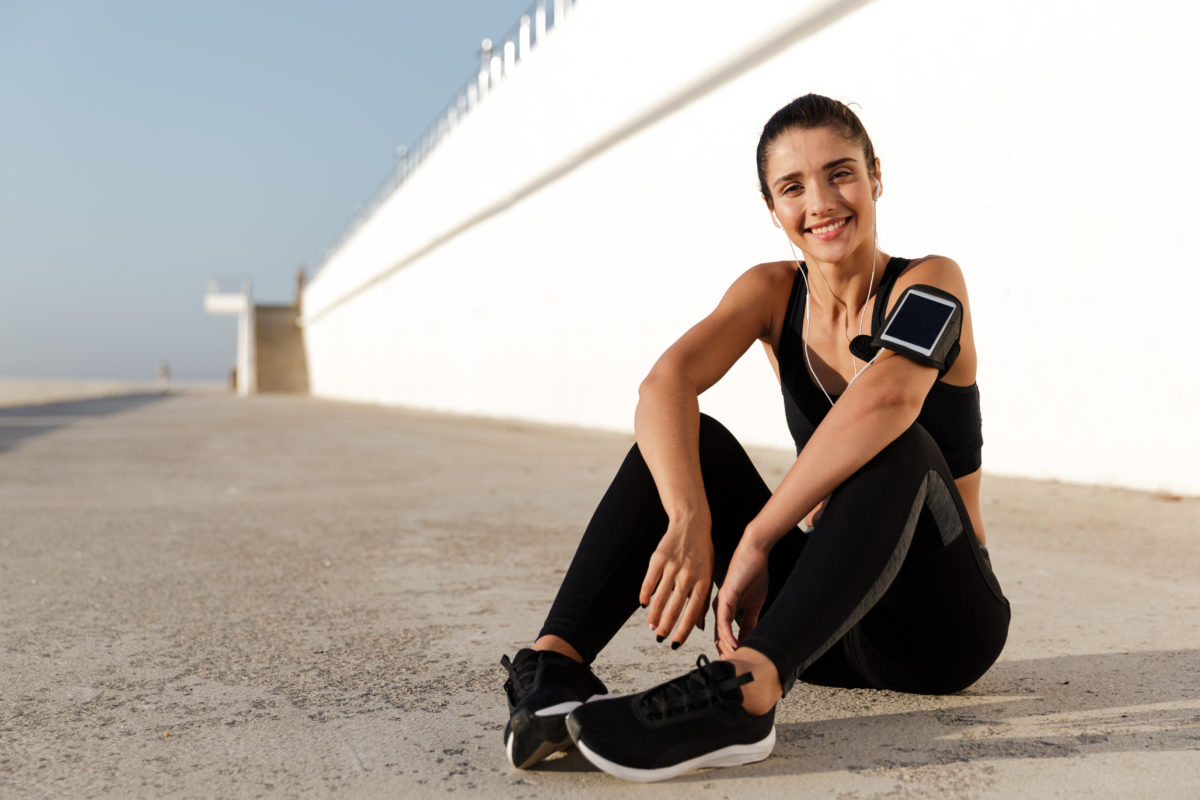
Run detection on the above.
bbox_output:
[157,361,171,394]
[500,94,1010,782]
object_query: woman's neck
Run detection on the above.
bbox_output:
[803,245,890,320]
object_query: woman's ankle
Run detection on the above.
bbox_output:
[532,635,584,663]
[724,647,782,716]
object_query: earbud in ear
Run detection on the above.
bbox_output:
[872,182,880,200]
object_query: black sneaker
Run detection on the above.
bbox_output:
[501,648,609,769]
[566,655,775,782]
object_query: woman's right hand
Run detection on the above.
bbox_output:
[639,511,714,648]
[715,533,771,656]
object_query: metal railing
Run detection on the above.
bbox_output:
[311,0,577,279]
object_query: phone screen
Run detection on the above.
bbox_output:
[879,290,956,356]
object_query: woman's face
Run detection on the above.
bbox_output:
[763,126,880,264]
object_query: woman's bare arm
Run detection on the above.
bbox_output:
[748,255,970,545]
[716,256,973,651]
[634,263,789,646]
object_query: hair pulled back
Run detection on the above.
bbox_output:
[756,94,876,201]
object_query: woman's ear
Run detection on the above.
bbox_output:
[763,197,780,228]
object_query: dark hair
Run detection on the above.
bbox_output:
[756,94,877,201]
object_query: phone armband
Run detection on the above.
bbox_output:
[849,284,963,376]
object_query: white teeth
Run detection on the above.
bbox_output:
[810,219,847,235]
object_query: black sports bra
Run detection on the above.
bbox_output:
[777,257,983,478]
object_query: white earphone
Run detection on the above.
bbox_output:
[772,177,883,407]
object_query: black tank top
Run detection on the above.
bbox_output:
[778,257,983,477]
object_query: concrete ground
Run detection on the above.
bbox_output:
[0,379,159,409]
[1,390,1197,798]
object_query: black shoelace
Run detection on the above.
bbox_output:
[501,652,541,702]
[639,655,751,721]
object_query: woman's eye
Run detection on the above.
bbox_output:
[782,184,802,195]
[831,170,851,180]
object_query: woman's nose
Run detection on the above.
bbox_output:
[806,182,837,216]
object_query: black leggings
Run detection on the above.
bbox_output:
[538,415,1010,695]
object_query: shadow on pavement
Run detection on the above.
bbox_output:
[0,393,172,454]
[528,649,1200,780]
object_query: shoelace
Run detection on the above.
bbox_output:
[639,655,751,720]
[500,652,542,702]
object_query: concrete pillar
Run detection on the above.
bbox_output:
[204,279,255,397]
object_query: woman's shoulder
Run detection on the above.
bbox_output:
[715,261,797,302]
[734,260,798,292]
[710,262,798,342]
[898,253,962,277]
[744,259,798,276]
[893,254,969,298]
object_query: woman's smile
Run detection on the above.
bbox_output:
[805,216,851,241]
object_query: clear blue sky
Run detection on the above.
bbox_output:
[0,0,537,380]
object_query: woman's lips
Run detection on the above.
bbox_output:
[806,217,849,241]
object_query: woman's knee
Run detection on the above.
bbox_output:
[850,423,950,493]
[879,423,942,468]
[624,415,740,474]
[698,413,738,448]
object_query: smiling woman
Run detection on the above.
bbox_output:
[498,93,1009,782]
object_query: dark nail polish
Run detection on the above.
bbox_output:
[655,635,664,643]
[640,603,647,609]
[670,641,681,650]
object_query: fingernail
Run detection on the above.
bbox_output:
[639,603,647,609]
[670,641,681,650]
[648,623,655,630]
[655,635,665,643]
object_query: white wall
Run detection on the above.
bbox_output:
[303,0,1200,495]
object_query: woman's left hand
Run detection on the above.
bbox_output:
[715,533,771,656]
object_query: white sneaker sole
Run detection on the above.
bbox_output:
[507,693,618,769]
[507,729,571,770]
[575,726,776,782]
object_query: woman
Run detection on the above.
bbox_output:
[500,94,1010,782]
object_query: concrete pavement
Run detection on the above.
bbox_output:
[1,391,1197,798]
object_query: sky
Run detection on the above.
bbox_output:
[0,0,538,381]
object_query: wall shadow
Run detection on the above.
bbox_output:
[533,649,1200,779]
[0,393,171,454]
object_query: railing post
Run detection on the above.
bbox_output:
[535,0,547,42]
[479,38,493,94]
[554,0,565,26]
[503,39,516,74]
[490,54,503,86]
[519,14,531,58]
